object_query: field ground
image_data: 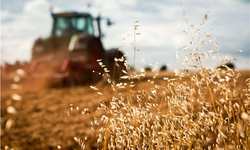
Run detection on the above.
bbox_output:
[1,71,249,150]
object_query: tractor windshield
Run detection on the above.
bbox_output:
[52,16,94,36]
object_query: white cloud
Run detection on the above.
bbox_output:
[172,35,187,47]
[1,0,52,64]
[23,0,50,14]
[119,0,136,6]
[220,0,236,5]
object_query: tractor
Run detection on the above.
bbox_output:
[1,11,125,87]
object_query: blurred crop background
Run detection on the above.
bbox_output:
[1,0,249,71]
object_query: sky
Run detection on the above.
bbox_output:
[1,0,249,71]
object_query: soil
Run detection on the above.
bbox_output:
[1,71,249,150]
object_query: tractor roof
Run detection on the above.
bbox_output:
[51,12,92,18]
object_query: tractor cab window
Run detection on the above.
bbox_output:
[86,18,94,35]
[53,16,94,36]
[74,18,86,31]
[55,17,70,36]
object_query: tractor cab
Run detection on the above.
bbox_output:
[51,12,95,37]
[51,12,112,38]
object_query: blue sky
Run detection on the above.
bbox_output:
[1,0,249,70]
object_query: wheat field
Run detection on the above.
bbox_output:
[1,6,250,150]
